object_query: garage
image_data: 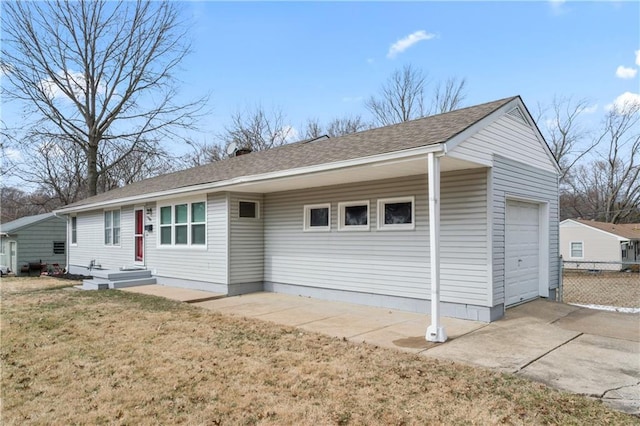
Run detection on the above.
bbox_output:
[505,200,541,306]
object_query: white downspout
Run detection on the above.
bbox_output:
[426,152,447,342]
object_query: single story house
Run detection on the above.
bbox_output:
[56,96,560,327]
[0,213,67,276]
[560,219,640,270]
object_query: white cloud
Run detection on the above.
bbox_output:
[549,0,567,15]
[387,30,435,59]
[615,65,637,79]
[39,69,106,101]
[636,49,640,67]
[578,104,599,114]
[4,147,22,161]
[606,92,640,114]
[366,58,374,64]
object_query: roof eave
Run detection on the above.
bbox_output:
[560,219,630,241]
[55,143,446,214]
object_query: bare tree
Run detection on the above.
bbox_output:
[97,143,177,193]
[1,0,207,197]
[0,121,19,180]
[302,116,370,139]
[302,118,325,140]
[16,136,88,206]
[222,105,295,153]
[366,65,468,126]
[563,102,640,223]
[365,65,427,126]
[1,186,60,222]
[536,96,595,183]
[326,116,369,137]
[181,140,225,167]
[431,77,467,115]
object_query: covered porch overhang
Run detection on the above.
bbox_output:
[223,148,488,343]
[57,147,491,343]
[224,151,486,195]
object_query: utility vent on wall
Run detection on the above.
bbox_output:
[507,107,531,127]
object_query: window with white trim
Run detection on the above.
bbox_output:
[104,210,120,245]
[239,201,259,219]
[377,197,415,230]
[159,201,206,246]
[303,204,330,231]
[338,200,369,231]
[70,216,77,245]
[570,241,583,258]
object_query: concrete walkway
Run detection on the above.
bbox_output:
[122,286,640,415]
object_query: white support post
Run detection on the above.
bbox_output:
[426,152,447,342]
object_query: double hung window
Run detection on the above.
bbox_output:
[570,242,583,258]
[104,210,121,245]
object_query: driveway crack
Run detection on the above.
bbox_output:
[600,381,640,399]
[515,332,583,373]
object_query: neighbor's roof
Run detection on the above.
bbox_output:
[62,96,519,210]
[0,213,60,234]
[572,219,640,240]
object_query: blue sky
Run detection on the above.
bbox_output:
[2,0,639,159]
[166,0,640,150]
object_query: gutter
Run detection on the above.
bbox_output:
[55,143,446,214]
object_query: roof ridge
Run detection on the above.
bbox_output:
[58,95,523,211]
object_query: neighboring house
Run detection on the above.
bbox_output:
[0,213,67,276]
[56,96,560,323]
[560,219,640,270]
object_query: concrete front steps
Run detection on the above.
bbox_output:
[82,268,156,290]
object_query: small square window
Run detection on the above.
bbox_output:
[239,201,258,219]
[304,204,330,231]
[377,197,415,230]
[338,201,369,231]
[570,242,583,258]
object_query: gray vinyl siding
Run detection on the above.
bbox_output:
[145,193,228,285]
[264,170,490,305]
[440,169,490,303]
[451,114,557,174]
[492,155,559,305]
[229,193,264,284]
[10,217,67,274]
[69,193,228,285]
[69,207,134,270]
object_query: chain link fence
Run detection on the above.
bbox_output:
[559,260,640,309]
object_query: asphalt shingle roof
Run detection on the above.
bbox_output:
[63,96,518,209]
[0,213,58,234]
[574,219,640,240]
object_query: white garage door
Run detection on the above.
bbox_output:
[505,200,540,306]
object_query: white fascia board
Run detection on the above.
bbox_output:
[560,219,628,241]
[55,144,445,214]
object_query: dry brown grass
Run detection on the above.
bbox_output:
[563,271,640,308]
[2,278,636,425]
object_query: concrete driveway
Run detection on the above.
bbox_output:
[123,286,640,415]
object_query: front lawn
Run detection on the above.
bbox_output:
[1,277,635,424]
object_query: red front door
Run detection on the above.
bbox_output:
[134,209,144,263]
